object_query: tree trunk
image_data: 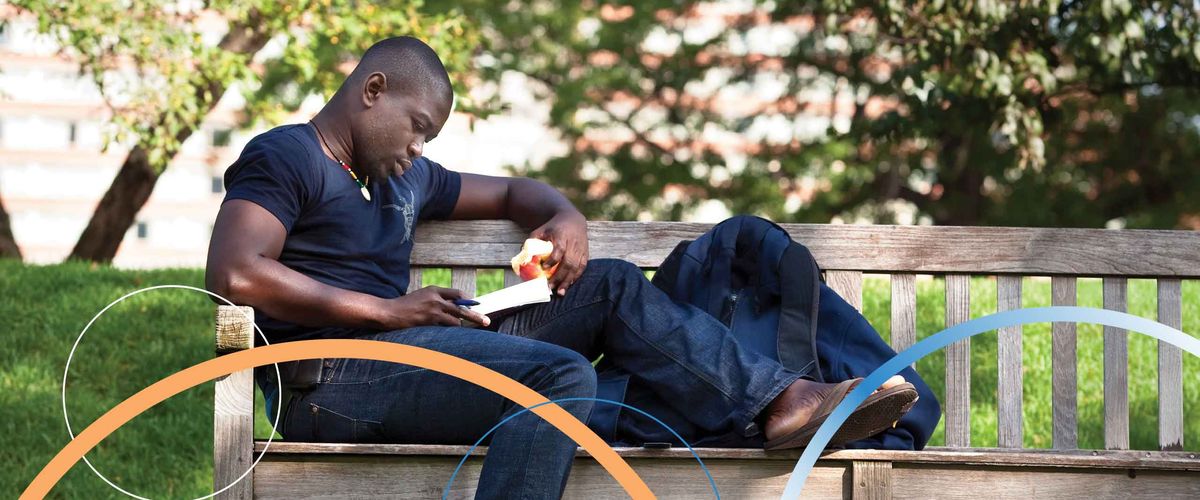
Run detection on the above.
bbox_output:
[67,15,271,263]
[0,190,21,260]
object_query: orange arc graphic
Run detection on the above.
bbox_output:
[22,339,655,499]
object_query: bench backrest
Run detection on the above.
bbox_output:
[409,220,1200,451]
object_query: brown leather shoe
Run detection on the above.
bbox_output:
[761,377,918,450]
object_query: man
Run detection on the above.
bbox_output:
[206,37,915,499]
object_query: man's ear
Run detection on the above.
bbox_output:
[362,72,387,108]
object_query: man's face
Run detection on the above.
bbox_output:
[353,84,450,180]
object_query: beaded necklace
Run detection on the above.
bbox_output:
[311,122,371,201]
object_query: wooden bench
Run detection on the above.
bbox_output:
[214,221,1200,498]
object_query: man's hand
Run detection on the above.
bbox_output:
[447,174,589,295]
[530,211,589,296]
[381,286,491,329]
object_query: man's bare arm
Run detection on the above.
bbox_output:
[205,199,488,329]
[450,173,589,294]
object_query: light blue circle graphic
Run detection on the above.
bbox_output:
[443,397,720,499]
[782,306,1200,499]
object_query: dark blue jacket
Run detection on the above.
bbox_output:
[647,215,941,450]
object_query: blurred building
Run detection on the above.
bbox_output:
[0,6,556,268]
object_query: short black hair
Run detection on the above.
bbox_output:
[348,36,452,104]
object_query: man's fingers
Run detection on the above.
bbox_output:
[543,245,564,270]
[435,310,460,326]
[462,309,491,327]
[440,298,491,327]
[432,286,465,299]
[554,257,584,296]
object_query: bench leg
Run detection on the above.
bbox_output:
[214,368,255,499]
[852,460,893,500]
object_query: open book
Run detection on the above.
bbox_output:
[468,277,553,316]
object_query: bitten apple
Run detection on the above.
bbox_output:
[511,238,557,281]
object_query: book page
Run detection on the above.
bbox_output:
[470,277,553,316]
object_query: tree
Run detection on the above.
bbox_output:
[0,187,19,259]
[455,0,1200,229]
[14,0,483,262]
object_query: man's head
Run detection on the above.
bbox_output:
[334,36,453,180]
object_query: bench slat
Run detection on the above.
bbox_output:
[407,268,423,294]
[827,270,863,312]
[1051,277,1078,450]
[1157,278,1184,451]
[997,276,1023,448]
[1103,277,1129,450]
[890,274,917,356]
[411,221,1200,277]
[852,460,893,500]
[503,269,521,288]
[944,274,971,448]
[452,267,476,298]
[252,441,1200,470]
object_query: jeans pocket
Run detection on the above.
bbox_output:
[308,403,385,443]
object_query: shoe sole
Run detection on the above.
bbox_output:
[764,384,919,450]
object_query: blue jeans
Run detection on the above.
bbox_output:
[261,258,800,498]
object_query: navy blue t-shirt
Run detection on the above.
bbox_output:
[222,124,461,342]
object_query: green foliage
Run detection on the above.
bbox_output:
[244,1,490,125]
[12,0,485,172]
[464,1,1200,228]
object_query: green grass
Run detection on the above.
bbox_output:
[2,261,1198,497]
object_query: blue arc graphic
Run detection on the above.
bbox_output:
[444,397,721,499]
[782,306,1200,499]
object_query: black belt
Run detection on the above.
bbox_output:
[272,358,326,432]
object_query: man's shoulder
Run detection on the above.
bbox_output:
[225,124,322,188]
[243,124,315,157]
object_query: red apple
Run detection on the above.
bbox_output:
[511,238,557,281]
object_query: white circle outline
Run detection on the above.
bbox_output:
[61,284,282,499]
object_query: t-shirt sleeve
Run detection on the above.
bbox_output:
[417,158,462,221]
[222,136,314,232]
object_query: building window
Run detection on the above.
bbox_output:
[211,175,224,194]
[212,128,232,148]
[68,122,78,145]
[136,221,149,239]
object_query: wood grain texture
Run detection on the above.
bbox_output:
[996,275,1023,449]
[944,274,971,448]
[889,274,917,355]
[253,455,850,500]
[1103,277,1129,450]
[214,367,254,499]
[852,461,893,500]
[254,441,1200,470]
[215,305,255,353]
[410,221,1200,276]
[503,269,521,288]
[451,267,476,298]
[1158,278,1184,451]
[407,268,422,294]
[890,465,1200,500]
[1051,276,1078,450]
[827,270,863,311]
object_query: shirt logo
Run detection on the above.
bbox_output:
[382,189,416,244]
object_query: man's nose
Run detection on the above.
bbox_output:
[408,139,424,159]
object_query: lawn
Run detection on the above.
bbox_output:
[2,260,1198,497]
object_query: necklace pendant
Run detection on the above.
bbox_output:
[361,186,372,202]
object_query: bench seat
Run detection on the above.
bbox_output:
[249,442,1200,499]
